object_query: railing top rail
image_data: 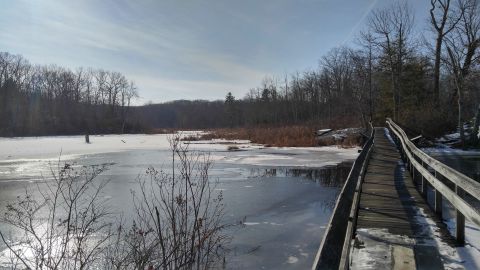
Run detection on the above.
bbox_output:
[386,118,480,201]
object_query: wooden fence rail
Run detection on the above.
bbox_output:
[312,124,375,270]
[387,118,480,245]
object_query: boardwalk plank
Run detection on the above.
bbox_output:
[350,128,456,269]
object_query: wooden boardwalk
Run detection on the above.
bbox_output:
[350,128,455,269]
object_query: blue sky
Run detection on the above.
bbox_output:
[0,0,431,104]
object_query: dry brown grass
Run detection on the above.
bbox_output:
[199,126,317,147]
[146,128,179,134]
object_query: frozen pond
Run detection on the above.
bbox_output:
[428,152,480,181]
[0,134,359,269]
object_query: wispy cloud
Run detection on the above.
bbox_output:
[0,0,411,102]
[341,0,379,45]
[129,74,258,104]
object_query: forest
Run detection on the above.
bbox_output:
[0,53,140,136]
[1,0,480,147]
[141,0,480,147]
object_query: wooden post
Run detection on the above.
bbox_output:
[412,164,415,182]
[435,190,443,217]
[456,185,465,246]
[420,161,426,197]
[434,171,442,218]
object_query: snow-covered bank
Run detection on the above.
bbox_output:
[0,134,172,160]
[0,133,249,161]
[426,126,480,152]
[423,146,480,156]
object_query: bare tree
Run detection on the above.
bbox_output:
[357,31,376,121]
[430,0,464,101]
[368,1,414,121]
[120,82,138,134]
[444,0,480,147]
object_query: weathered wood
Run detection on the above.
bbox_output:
[434,171,443,217]
[456,186,465,245]
[387,119,480,202]
[315,120,477,269]
[387,119,480,245]
[435,189,443,217]
[352,127,456,269]
[339,130,375,269]
[312,124,374,270]
[392,245,416,270]
[357,129,431,237]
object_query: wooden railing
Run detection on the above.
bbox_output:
[387,118,480,245]
[312,124,375,270]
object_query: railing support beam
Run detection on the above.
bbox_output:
[434,171,443,218]
[410,163,416,185]
[456,185,465,246]
[420,161,426,196]
[387,118,480,249]
[434,189,443,217]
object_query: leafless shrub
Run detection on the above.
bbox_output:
[199,126,318,147]
[0,137,228,270]
[180,135,200,142]
[0,163,112,270]
[114,135,229,270]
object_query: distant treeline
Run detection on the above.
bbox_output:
[3,0,480,148]
[0,52,140,136]
[140,0,480,148]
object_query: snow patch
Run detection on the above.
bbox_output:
[444,218,480,270]
[422,146,480,156]
[286,256,298,264]
[0,134,173,161]
[243,222,260,226]
[217,146,359,168]
[413,207,480,269]
[384,128,396,145]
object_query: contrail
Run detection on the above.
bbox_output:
[341,0,379,45]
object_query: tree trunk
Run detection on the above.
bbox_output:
[391,74,397,121]
[470,104,480,146]
[433,36,443,101]
[368,47,373,121]
[457,87,465,149]
[447,46,466,148]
